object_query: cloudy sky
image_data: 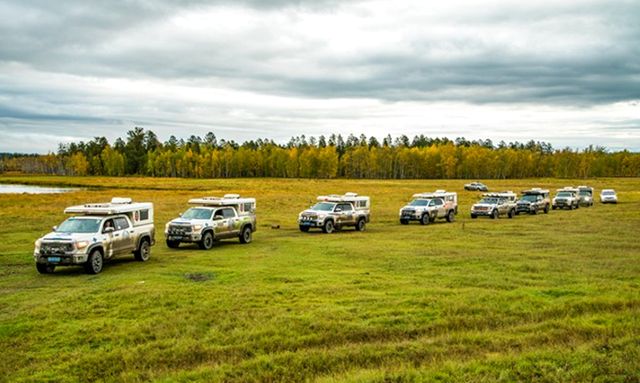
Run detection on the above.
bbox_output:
[1,0,639,153]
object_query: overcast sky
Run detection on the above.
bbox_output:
[1,0,639,153]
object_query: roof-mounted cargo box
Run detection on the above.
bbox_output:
[317,193,370,209]
[188,195,256,214]
[64,198,153,226]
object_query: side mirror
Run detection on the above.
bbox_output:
[103,227,115,234]
[335,208,342,213]
[214,216,224,221]
[179,212,183,217]
[52,226,58,232]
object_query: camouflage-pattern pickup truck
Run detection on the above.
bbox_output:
[34,198,155,274]
[298,193,370,234]
[165,194,256,249]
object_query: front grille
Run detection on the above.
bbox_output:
[474,206,489,211]
[168,225,191,235]
[402,209,415,215]
[41,242,74,255]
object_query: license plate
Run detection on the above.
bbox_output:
[48,257,61,263]
[301,222,311,226]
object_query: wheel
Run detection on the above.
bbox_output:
[569,204,574,210]
[515,211,520,215]
[575,203,579,209]
[531,208,537,215]
[544,204,549,214]
[198,231,214,250]
[446,210,455,223]
[84,249,103,274]
[299,225,310,232]
[508,209,515,219]
[491,209,498,219]
[471,214,477,219]
[239,226,252,244]
[134,239,151,261]
[552,206,557,210]
[355,218,366,231]
[400,219,409,225]
[420,214,429,225]
[36,263,55,274]
[322,220,334,234]
[166,240,180,248]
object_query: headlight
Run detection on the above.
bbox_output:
[193,225,203,231]
[317,215,326,220]
[165,222,170,231]
[75,240,90,250]
[34,239,42,250]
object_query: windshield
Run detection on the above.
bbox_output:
[521,195,538,202]
[579,190,592,196]
[479,198,498,204]
[56,217,101,233]
[182,208,213,220]
[602,191,615,195]
[310,202,336,211]
[557,191,572,197]
[409,199,430,206]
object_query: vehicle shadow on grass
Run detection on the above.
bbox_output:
[43,256,145,276]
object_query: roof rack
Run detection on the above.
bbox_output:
[412,190,456,199]
[522,188,549,194]
[317,193,369,203]
[189,195,256,206]
[64,198,152,215]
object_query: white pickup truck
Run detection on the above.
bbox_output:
[165,194,257,250]
[34,198,155,274]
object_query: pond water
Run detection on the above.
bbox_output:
[0,184,78,194]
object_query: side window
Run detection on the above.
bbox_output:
[114,217,129,230]
[214,209,224,218]
[429,200,436,206]
[103,219,115,233]
[435,198,444,206]
[341,204,353,212]
[139,209,149,220]
[222,208,235,218]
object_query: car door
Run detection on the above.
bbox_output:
[212,209,231,238]
[114,217,135,253]
[222,208,240,236]
[336,203,354,225]
[433,198,445,218]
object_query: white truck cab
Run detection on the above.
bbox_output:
[34,198,155,274]
[165,194,257,250]
[552,187,580,210]
[399,190,458,225]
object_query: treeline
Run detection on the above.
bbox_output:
[1,127,639,178]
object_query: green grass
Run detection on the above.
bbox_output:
[1,175,639,382]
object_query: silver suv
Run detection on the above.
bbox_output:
[298,193,370,234]
[516,188,550,215]
[399,190,457,225]
[471,192,517,219]
[552,187,580,210]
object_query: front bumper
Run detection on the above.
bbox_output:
[471,209,492,216]
[165,231,202,242]
[298,219,323,227]
[34,250,88,265]
[553,200,573,208]
[516,204,535,213]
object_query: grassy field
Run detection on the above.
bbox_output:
[1,175,639,382]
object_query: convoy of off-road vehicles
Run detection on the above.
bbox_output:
[32,183,617,274]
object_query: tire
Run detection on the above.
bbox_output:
[299,225,310,232]
[355,218,366,231]
[134,239,151,261]
[36,263,55,274]
[420,214,429,225]
[508,209,515,219]
[239,226,252,244]
[569,204,574,210]
[446,210,455,223]
[552,205,557,210]
[515,211,520,216]
[531,208,537,215]
[544,204,549,214]
[198,231,214,250]
[400,219,409,225]
[166,240,180,248]
[471,214,477,219]
[491,209,498,219]
[84,249,103,274]
[322,220,334,234]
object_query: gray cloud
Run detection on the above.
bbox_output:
[0,0,639,152]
